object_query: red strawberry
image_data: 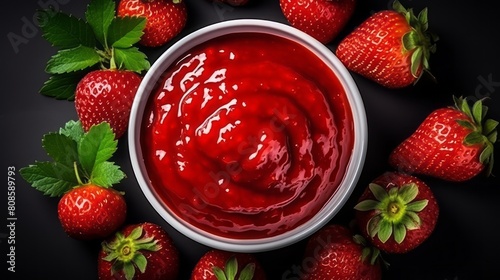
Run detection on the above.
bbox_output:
[336,0,437,88]
[58,184,127,240]
[300,224,382,280]
[117,0,187,47]
[75,69,142,139]
[190,249,267,280]
[20,121,128,240]
[389,96,498,182]
[354,172,439,254]
[98,222,179,280]
[279,0,356,44]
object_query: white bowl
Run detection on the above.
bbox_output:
[128,19,367,252]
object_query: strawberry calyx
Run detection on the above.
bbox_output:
[354,183,428,244]
[101,225,161,280]
[393,0,438,80]
[453,96,498,176]
[212,256,256,280]
[352,234,384,266]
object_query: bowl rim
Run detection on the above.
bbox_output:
[128,18,367,253]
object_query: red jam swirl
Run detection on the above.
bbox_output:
[141,33,354,239]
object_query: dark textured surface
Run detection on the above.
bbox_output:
[2,0,499,279]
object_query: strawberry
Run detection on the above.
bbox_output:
[38,0,150,137]
[58,184,126,240]
[75,69,142,139]
[117,0,188,47]
[20,121,128,240]
[389,96,498,182]
[190,249,267,280]
[354,172,439,254]
[279,0,356,44]
[98,222,180,280]
[336,0,437,88]
[300,224,382,280]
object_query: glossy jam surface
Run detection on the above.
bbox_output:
[141,33,354,239]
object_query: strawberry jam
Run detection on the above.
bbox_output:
[141,32,354,239]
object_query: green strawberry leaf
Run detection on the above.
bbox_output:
[225,257,237,280]
[464,131,485,145]
[123,263,136,280]
[90,161,126,187]
[114,47,150,73]
[484,119,499,136]
[456,119,475,130]
[38,9,97,49]
[40,71,87,100]
[59,120,85,143]
[42,133,79,167]
[397,183,418,204]
[238,263,256,280]
[393,222,406,244]
[78,122,118,178]
[354,199,379,211]
[403,211,421,230]
[85,0,116,48]
[132,253,148,274]
[377,219,392,243]
[369,183,388,202]
[46,45,101,74]
[471,99,484,124]
[21,121,126,196]
[108,16,146,48]
[480,143,494,164]
[418,7,429,31]
[19,162,78,197]
[406,199,428,212]
[212,267,228,280]
[410,47,423,77]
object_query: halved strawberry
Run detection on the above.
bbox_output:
[336,0,437,88]
[389,96,498,181]
[354,172,439,254]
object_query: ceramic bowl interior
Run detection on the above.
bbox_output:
[128,19,367,253]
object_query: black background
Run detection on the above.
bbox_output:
[2,0,500,279]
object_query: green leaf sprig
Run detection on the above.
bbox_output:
[38,0,150,100]
[20,120,126,197]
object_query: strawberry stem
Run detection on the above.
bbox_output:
[110,48,117,70]
[74,161,84,186]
